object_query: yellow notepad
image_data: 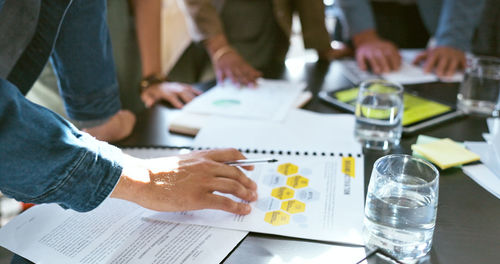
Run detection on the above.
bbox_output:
[411,138,480,170]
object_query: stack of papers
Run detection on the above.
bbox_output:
[154,109,365,245]
[170,78,310,135]
[182,78,305,121]
[193,109,362,155]
[0,199,249,264]
[463,118,500,199]
[411,138,480,169]
[340,49,463,85]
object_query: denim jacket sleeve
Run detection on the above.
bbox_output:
[336,0,375,38]
[431,0,485,51]
[0,78,123,212]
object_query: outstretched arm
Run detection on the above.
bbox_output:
[337,0,401,73]
[132,0,201,108]
[0,78,124,212]
[183,0,262,86]
[413,0,486,77]
[111,148,258,215]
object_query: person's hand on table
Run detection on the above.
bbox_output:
[83,110,136,142]
[141,82,202,109]
[413,46,466,77]
[212,48,262,86]
[353,30,401,74]
[205,34,262,87]
[111,148,258,215]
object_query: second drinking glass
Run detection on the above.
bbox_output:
[354,80,404,150]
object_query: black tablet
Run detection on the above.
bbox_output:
[319,86,463,134]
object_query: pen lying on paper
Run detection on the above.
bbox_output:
[224,158,278,166]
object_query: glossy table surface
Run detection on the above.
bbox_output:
[118,60,500,264]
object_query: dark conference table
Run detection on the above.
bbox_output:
[118,60,500,264]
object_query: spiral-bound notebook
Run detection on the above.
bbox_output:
[128,110,365,245]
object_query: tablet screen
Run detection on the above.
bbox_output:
[325,87,454,127]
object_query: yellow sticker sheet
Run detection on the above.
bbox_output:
[402,94,451,126]
[334,88,451,126]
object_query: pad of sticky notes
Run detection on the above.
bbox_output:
[411,138,480,170]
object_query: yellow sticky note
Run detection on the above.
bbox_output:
[411,138,480,170]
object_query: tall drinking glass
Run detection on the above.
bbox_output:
[354,80,404,150]
[457,56,500,116]
[364,154,439,262]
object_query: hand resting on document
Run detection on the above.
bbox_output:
[205,34,262,87]
[413,46,466,78]
[111,148,258,215]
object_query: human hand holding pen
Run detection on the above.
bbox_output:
[225,158,278,166]
[111,148,258,215]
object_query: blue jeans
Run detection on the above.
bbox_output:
[5,0,122,122]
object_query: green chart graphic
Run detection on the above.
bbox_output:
[212,99,241,107]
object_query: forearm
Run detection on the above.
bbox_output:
[203,33,231,59]
[109,155,147,205]
[109,149,257,215]
[336,0,375,38]
[183,0,224,41]
[131,0,162,77]
[434,0,486,51]
[0,79,123,212]
[352,29,379,48]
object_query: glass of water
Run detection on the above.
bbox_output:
[457,56,500,116]
[364,154,439,262]
[354,80,404,150]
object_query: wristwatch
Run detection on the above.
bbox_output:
[140,74,165,93]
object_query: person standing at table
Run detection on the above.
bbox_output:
[336,0,485,77]
[167,0,347,86]
[27,0,202,143]
[0,0,257,223]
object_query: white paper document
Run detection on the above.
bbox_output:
[193,109,362,155]
[123,147,190,158]
[146,154,365,245]
[463,118,500,200]
[340,49,463,85]
[462,164,500,199]
[465,141,500,177]
[0,199,248,264]
[486,118,500,135]
[183,78,305,121]
[145,109,365,245]
[382,62,437,84]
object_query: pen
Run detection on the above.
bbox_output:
[224,158,278,166]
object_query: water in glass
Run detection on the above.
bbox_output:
[364,174,437,261]
[355,92,403,150]
[364,155,439,262]
[457,56,500,116]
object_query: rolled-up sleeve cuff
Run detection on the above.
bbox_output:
[435,36,469,52]
[63,82,121,122]
[31,134,124,212]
